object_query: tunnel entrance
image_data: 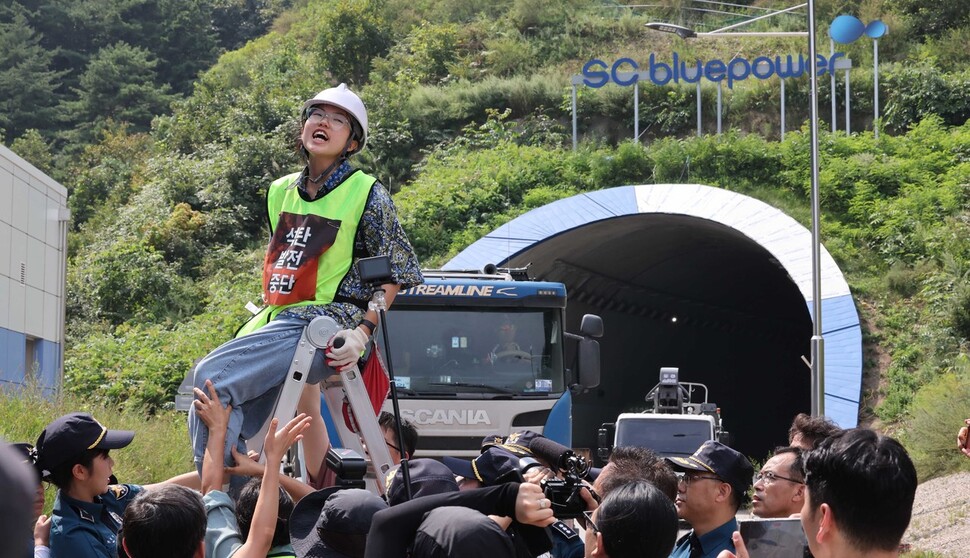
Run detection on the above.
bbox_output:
[512,213,812,461]
[447,184,861,462]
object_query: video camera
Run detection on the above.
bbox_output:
[526,437,592,520]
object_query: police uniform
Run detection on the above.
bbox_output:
[50,484,143,558]
[548,520,584,558]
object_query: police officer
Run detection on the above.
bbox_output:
[35,413,198,558]
[34,413,141,558]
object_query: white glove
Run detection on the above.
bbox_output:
[326,326,370,371]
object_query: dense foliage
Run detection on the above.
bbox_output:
[4,0,969,477]
[0,0,293,146]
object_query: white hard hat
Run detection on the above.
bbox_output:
[302,83,368,154]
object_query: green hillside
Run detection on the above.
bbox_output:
[3,0,969,479]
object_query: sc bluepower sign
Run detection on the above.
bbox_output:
[583,52,847,89]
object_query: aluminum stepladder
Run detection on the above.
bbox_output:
[247,315,395,493]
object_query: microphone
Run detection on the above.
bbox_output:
[528,436,590,478]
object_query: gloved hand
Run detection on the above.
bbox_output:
[326,326,370,371]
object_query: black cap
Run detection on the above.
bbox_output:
[290,488,387,558]
[382,459,458,506]
[666,440,754,496]
[479,430,545,459]
[34,413,134,477]
[442,446,522,486]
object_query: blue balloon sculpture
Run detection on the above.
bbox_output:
[865,20,888,39]
[830,15,865,44]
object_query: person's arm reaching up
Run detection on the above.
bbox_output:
[224,446,316,503]
[194,379,232,494]
[233,414,311,558]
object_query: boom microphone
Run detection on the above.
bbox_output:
[528,436,591,478]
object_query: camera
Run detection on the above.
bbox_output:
[516,435,593,519]
[538,455,590,520]
[517,455,588,518]
[357,255,392,284]
[540,477,587,519]
[326,447,367,489]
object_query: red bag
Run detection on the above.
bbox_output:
[341,346,390,433]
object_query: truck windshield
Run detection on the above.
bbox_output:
[378,308,564,396]
[615,418,713,458]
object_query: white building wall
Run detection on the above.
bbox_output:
[0,144,69,393]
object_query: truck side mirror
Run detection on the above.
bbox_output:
[578,338,600,389]
[580,314,604,338]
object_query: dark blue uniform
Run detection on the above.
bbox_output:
[669,517,738,558]
[50,484,143,558]
[549,520,584,558]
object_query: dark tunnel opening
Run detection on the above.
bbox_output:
[511,213,813,462]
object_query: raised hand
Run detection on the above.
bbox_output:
[225,445,265,478]
[262,413,312,464]
[193,379,231,432]
[523,465,558,486]
[34,514,51,547]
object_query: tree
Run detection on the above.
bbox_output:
[67,124,153,231]
[146,0,219,94]
[0,4,64,138]
[67,240,202,327]
[313,0,392,86]
[211,0,294,52]
[370,22,462,85]
[64,42,177,140]
[889,0,970,37]
[10,129,54,175]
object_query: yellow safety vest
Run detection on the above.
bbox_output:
[236,170,376,337]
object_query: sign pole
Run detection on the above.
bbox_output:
[808,0,825,417]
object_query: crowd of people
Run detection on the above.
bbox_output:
[0,81,963,558]
[2,404,947,558]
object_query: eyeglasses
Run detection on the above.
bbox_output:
[581,510,600,534]
[385,440,402,454]
[306,108,350,130]
[677,472,723,487]
[754,470,804,485]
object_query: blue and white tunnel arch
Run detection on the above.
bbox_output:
[447,184,862,428]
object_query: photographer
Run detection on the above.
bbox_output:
[550,446,678,558]
[454,430,682,558]
[477,430,597,519]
